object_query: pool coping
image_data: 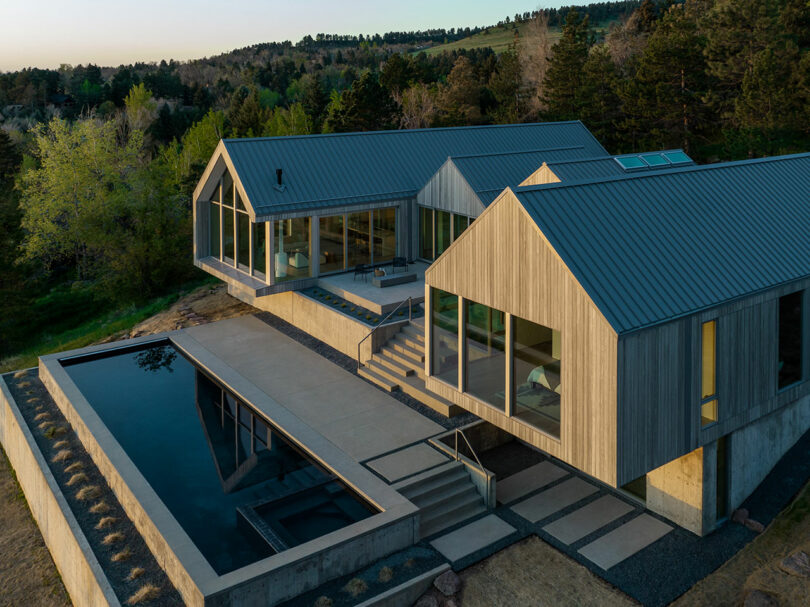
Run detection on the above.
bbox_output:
[0,373,121,607]
[39,330,419,606]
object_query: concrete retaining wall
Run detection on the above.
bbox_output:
[356,564,451,607]
[0,375,120,607]
[229,285,406,362]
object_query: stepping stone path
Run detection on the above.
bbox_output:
[497,460,568,504]
[542,495,634,545]
[577,514,672,570]
[430,515,516,562]
[510,477,598,523]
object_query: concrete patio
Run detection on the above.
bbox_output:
[317,261,430,315]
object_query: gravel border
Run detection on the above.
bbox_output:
[4,371,183,606]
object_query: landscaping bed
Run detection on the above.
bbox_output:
[300,286,423,326]
[4,370,182,606]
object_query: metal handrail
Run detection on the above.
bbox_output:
[454,428,486,476]
[357,296,412,370]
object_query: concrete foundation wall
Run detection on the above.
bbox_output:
[232,285,406,362]
[646,447,708,535]
[0,376,120,607]
[729,392,810,509]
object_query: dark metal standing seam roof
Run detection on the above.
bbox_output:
[512,153,810,335]
[220,121,608,215]
[544,150,694,182]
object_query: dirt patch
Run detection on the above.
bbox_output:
[0,445,71,607]
[458,535,637,606]
[673,481,810,607]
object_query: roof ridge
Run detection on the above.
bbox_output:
[221,120,587,144]
[514,152,810,194]
[448,145,585,160]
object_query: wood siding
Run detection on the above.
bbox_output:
[425,190,619,486]
[416,160,487,217]
[519,163,560,186]
[617,278,810,485]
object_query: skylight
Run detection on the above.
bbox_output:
[664,151,692,165]
[615,156,647,170]
[640,153,670,167]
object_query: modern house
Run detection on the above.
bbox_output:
[191,123,809,536]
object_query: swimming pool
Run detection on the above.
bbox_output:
[61,340,377,575]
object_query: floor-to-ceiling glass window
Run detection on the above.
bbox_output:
[431,289,459,386]
[319,215,345,274]
[373,208,397,264]
[253,222,266,278]
[209,201,220,259]
[435,210,452,257]
[512,316,561,438]
[419,207,434,260]
[453,214,469,240]
[236,210,250,271]
[347,211,371,267]
[274,217,311,282]
[221,172,235,264]
[778,291,804,389]
[465,300,507,411]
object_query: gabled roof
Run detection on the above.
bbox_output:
[210,121,608,216]
[512,153,810,334]
[543,150,694,182]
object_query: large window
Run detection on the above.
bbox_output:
[253,222,266,278]
[418,207,474,261]
[347,212,371,267]
[209,201,220,258]
[319,215,345,273]
[223,204,235,264]
[374,207,397,264]
[701,320,718,426]
[431,289,458,385]
[274,217,311,282]
[513,317,561,438]
[237,211,250,270]
[779,291,804,389]
[465,300,506,411]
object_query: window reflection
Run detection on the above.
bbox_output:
[465,300,506,411]
[513,317,561,438]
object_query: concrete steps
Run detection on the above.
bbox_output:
[359,320,462,417]
[396,462,486,539]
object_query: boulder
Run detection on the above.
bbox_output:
[433,570,462,596]
[731,508,749,524]
[414,594,439,607]
[744,518,765,533]
[779,551,810,578]
[743,589,779,607]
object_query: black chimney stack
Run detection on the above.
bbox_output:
[276,168,283,185]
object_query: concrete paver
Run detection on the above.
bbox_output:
[542,495,635,545]
[185,316,444,462]
[367,443,449,482]
[511,477,598,523]
[430,515,516,562]
[497,461,569,504]
[578,513,672,570]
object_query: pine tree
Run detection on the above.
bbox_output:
[541,9,592,121]
[323,72,400,132]
[577,44,623,151]
[489,37,525,123]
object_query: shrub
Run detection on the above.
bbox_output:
[38,420,55,431]
[54,440,71,450]
[44,425,67,439]
[34,412,50,421]
[378,566,394,583]
[90,501,111,514]
[112,547,132,562]
[126,584,160,605]
[343,578,368,598]
[102,531,124,545]
[96,516,117,529]
[128,567,145,581]
[314,597,333,607]
[76,485,101,501]
[13,370,30,379]
[52,449,72,463]
[67,472,88,486]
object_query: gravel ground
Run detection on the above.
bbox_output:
[4,371,183,606]
[253,310,476,430]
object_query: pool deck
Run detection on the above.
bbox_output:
[182,315,444,463]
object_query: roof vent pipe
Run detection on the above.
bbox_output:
[276,168,283,185]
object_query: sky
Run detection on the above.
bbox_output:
[0,0,589,72]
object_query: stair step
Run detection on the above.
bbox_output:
[420,499,487,538]
[399,467,469,502]
[401,324,425,343]
[381,346,424,375]
[389,338,425,361]
[370,354,414,377]
[393,461,463,492]
[411,316,425,329]
[397,375,463,417]
[365,360,411,386]
[418,483,479,514]
[357,365,399,392]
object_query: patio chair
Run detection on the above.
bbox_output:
[391,256,408,274]
[353,264,372,281]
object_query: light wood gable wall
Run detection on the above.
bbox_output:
[519,163,561,186]
[424,189,620,486]
[617,277,810,485]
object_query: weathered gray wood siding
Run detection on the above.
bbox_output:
[416,160,487,217]
[617,277,810,485]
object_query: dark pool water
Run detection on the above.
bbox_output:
[61,341,375,575]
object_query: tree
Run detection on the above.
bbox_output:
[323,72,400,132]
[520,11,553,118]
[437,56,483,126]
[124,83,158,132]
[299,75,329,130]
[577,44,623,150]
[228,86,267,137]
[397,83,438,129]
[489,38,526,123]
[160,109,225,196]
[541,9,592,120]
[263,103,313,137]
[380,53,415,95]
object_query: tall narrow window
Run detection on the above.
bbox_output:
[778,291,804,389]
[513,317,561,438]
[701,320,718,426]
[236,211,250,270]
[319,215,345,274]
[465,300,506,412]
[435,210,452,257]
[419,207,433,260]
[431,289,458,386]
[253,222,266,278]
[209,202,220,259]
[453,214,469,240]
[373,207,397,264]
